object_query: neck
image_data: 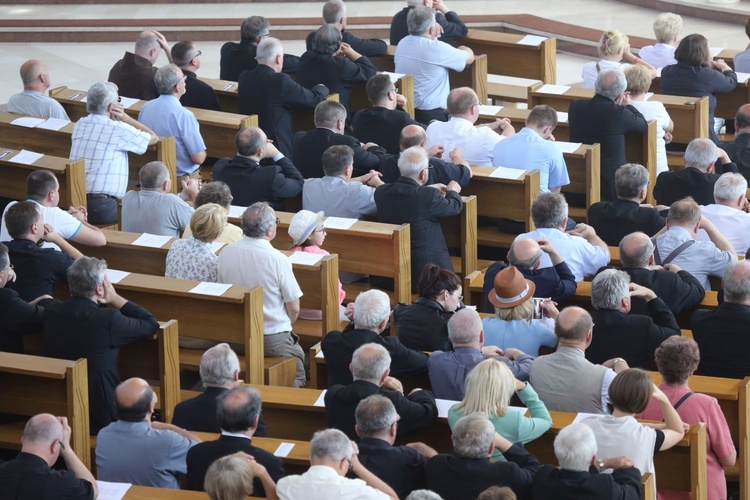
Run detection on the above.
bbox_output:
[179,65,196,74]
[611,408,632,418]
[24,85,45,93]
[453,342,481,350]
[687,164,710,173]
[141,187,166,194]
[727,298,750,307]
[717,200,741,210]
[557,340,586,351]
[737,127,750,135]
[630,93,646,101]
[364,433,394,445]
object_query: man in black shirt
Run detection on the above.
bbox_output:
[390,0,468,46]
[305,0,388,57]
[172,41,221,112]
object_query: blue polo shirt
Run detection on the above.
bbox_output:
[492,127,570,193]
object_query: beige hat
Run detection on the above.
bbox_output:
[288,210,324,246]
[488,266,536,309]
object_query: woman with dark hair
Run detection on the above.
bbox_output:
[393,263,464,351]
[638,337,736,500]
[660,33,737,143]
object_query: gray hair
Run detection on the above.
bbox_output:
[554,423,598,472]
[714,172,747,203]
[322,0,346,23]
[241,16,270,42]
[530,192,568,228]
[508,241,543,268]
[235,127,266,157]
[310,428,353,462]
[241,202,275,238]
[139,161,170,189]
[355,394,397,436]
[723,260,750,304]
[451,412,495,459]
[23,414,63,445]
[407,6,435,36]
[619,232,654,268]
[154,64,183,95]
[595,69,627,100]
[591,269,630,310]
[615,163,650,200]
[135,31,160,54]
[19,60,44,86]
[352,343,391,383]
[398,146,429,179]
[68,257,107,298]
[447,308,483,345]
[685,138,718,169]
[406,491,444,500]
[352,289,391,331]
[216,386,262,433]
[312,24,342,55]
[0,243,8,272]
[256,37,283,62]
[86,81,119,115]
[200,343,240,386]
[314,100,347,128]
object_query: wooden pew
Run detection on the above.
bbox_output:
[0,110,179,195]
[443,195,478,278]
[0,146,86,208]
[0,353,90,467]
[123,486,263,499]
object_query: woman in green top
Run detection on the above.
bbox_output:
[447,359,552,460]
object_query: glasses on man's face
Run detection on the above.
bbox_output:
[194,50,202,58]
[2,264,13,274]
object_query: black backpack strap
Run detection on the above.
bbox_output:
[661,239,696,266]
[651,238,661,266]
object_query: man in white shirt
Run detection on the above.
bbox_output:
[638,13,682,68]
[426,87,514,167]
[697,173,750,254]
[7,60,69,120]
[217,202,306,387]
[276,428,397,500]
[515,192,610,281]
[394,6,473,123]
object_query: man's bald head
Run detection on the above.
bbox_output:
[115,378,154,422]
[134,31,161,61]
[508,238,543,269]
[216,386,262,433]
[23,413,62,446]
[595,69,627,100]
[555,306,593,342]
[619,232,653,268]
[446,87,478,117]
[400,124,428,150]
[19,60,48,89]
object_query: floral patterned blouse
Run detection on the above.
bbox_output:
[165,237,218,282]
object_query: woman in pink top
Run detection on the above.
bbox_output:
[638,336,736,499]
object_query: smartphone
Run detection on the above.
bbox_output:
[532,298,544,319]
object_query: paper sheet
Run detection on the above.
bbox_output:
[189,282,233,296]
[656,67,663,78]
[736,72,750,84]
[554,142,582,154]
[228,205,246,218]
[556,111,568,122]
[313,389,327,407]
[9,149,44,165]
[95,481,132,500]
[465,305,477,311]
[382,71,406,83]
[536,84,570,95]
[81,95,88,103]
[10,116,46,128]
[287,251,324,266]
[710,47,724,58]
[323,217,358,230]
[315,350,325,359]
[221,83,236,91]
[572,412,604,424]
[435,398,459,418]
[210,241,226,254]
[488,166,526,180]
[36,117,71,131]
[478,104,503,116]
[131,233,171,248]
[70,92,85,101]
[517,34,547,46]
[274,442,296,458]
[105,269,130,284]
[120,96,139,109]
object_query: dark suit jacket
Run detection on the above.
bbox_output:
[43,297,159,433]
[321,327,429,386]
[238,64,328,159]
[618,266,705,316]
[352,107,423,154]
[379,155,471,187]
[172,386,268,436]
[293,127,386,178]
[692,302,750,378]
[653,164,739,207]
[0,452,95,500]
[5,239,74,302]
[296,51,377,113]
[305,30,387,57]
[587,199,665,245]
[0,287,49,353]
[108,52,158,101]
[375,176,463,290]
[531,465,642,500]
[220,40,300,81]
[587,299,680,369]
[390,8,468,45]
[180,70,221,112]
[424,445,542,500]
[358,437,429,500]
[569,95,648,201]
[325,380,437,440]
[212,154,303,210]
[720,132,750,181]
[185,434,285,495]
[483,260,577,313]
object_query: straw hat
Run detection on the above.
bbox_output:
[488,266,536,309]
[288,210,325,246]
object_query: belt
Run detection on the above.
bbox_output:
[86,193,116,199]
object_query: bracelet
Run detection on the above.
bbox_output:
[598,459,606,471]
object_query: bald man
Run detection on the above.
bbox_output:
[0,413,97,499]
[482,237,576,313]
[96,378,200,489]
[108,30,173,100]
[719,104,750,180]
[7,60,69,120]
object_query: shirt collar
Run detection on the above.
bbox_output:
[221,431,251,440]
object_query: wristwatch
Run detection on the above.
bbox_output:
[613,358,623,368]
[598,459,606,471]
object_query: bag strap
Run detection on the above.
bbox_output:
[595,63,601,73]
[673,391,694,410]
[652,239,695,266]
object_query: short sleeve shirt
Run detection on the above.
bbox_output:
[426,117,502,167]
[7,90,70,120]
[277,465,389,500]
[492,127,570,192]
[303,176,377,219]
[514,227,609,281]
[581,60,631,89]
[166,237,218,282]
[654,226,734,290]
[0,200,82,250]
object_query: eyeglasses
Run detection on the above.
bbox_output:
[451,290,463,302]
[346,458,353,472]
[314,227,326,234]
[389,87,398,94]
[259,32,270,38]
[193,50,202,58]
[2,264,13,273]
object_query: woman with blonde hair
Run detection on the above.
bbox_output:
[582,29,656,88]
[166,203,226,282]
[448,359,552,460]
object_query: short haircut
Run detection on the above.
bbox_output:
[508,240,543,269]
[452,359,514,419]
[310,428,352,462]
[200,343,241,386]
[235,127,266,157]
[595,69,627,100]
[714,172,747,203]
[240,16,270,42]
[653,13,682,43]
[398,146,429,179]
[195,181,233,210]
[400,126,427,149]
[608,368,654,414]
[352,343,391,382]
[22,414,62,445]
[216,386,262,433]
[736,105,750,130]
[447,308,483,345]
[526,104,558,130]
[5,201,40,239]
[204,452,254,500]
[67,257,106,298]
[322,0,346,23]
[685,138,717,168]
[314,100,346,128]
[418,263,461,300]
[723,260,750,304]
[451,412,495,459]
[134,31,159,53]
[674,33,711,67]
[312,24,342,55]
[530,192,568,228]
[591,268,629,310]
[355,394,397,436]
[555,306,593,341]
[19,60,44,87]
[256,37,283,62]
[667,197,701,227]
[625,64,654,96]
[366,73,394,105]
[477,486,517,500]
[190,203,227,242]
[86,81,119,115]
[154,64,183,95]
[615,163,650,199]
[171,40,197,67]
[0,243,8,272]
[619,232,654,268]
[407,6,435,36]
[26,170,58,202]
[241,202,275,238]
[598,30,629,58]
[446,87,477,116]
[322,145,354,176]
[353,289,391,330]
[116,384,154,422]
[139,161,170,189]
[655,336,700,385]
[554,423,598,472]
[406,491,444,500]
